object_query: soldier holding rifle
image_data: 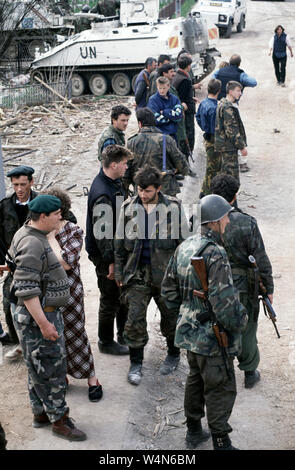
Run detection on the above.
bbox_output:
[161,194,248,450]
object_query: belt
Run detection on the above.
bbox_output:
[43,306,55,312]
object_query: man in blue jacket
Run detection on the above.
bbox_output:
[212,54,257,100]
[147,76,183,142]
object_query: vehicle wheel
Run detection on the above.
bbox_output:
[71,73,85,96]
[88,73,108,96]
[131,73,139,92]
[237,16,244,33]
[224,22,232,39]
[111,73,131,96]
[30,69,45,83]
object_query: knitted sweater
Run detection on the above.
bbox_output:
[9,224,70,307]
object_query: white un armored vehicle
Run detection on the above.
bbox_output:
[30,0,220,97]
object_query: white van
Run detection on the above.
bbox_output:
[191,0,247,38]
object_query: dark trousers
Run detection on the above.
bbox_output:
[184,351,237,436]
[2,273,18,343]
[184,113,195,153]
[96,273,128,343]
[272,54,287,83]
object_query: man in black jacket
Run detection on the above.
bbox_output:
[0,166,37,347]
[86,145,131,354]
[172,54,198,154]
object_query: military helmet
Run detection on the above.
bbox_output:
[201,194,233,224]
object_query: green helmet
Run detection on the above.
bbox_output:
[201,195,233,224]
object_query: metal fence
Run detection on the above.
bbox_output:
[0,80,72,109]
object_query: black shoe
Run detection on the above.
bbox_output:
[0,333,13,345]
[186,426,211,448]
[127,363,142,385]
[88,380,103,402]
[212,434,239,450]
[117,335,126,346]
[159,354,180,375]
[175,174,184,180]
[244,370,260,389]
[98,340,129,355]
[188,168,197,178]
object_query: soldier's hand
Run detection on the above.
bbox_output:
[41,321,59,341]
[240,148,248,157]
[116,280,123,288]
[107,263,115,280]
[268,294,274,305]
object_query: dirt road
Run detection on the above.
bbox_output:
[1,0,295,451]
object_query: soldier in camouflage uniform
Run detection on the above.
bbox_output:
[91,0,120,17]
[97,105,131,162]
[125,107,188,197]
[214,81,247,185]
[9,195,86,441]
[210,174,274,388]
[161,194,248,450]
[0,166,37,345]
[114,166,189,386]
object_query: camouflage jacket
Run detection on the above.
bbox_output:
[223,208,274,298]
[97,125,125,161]
[214,98,247,152]
[169,85,188,144]
[0,190,38,257]
[125,126,188,196]
[114,192,188,286]
[161,226,248,357]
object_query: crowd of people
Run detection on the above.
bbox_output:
[1,29,291,449]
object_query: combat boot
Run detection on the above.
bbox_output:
[52,410,87,441]
[127,363,142,385]
[185,418,210,448]
[244,370,260,389]
[212,434,239,450]
[33,411,50,428]
[159,354,180,375]
[98,340,129,355]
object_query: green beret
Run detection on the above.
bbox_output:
[28,195,61,214]
[7,165,35,178]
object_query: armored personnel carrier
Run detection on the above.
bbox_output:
[30,0,220,97]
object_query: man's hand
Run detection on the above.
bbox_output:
[240,148,248,157]
[115,280,123,288]
[268,294,274,305]
[182,102,188,112]
[193,83,202,90]
[193,97,199,104]
[40,321,59,341]
[107,263,115,280]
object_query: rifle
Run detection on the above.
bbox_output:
[248,255,280,338]
[191,256,230,378]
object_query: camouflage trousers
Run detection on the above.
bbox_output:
[220,150,240,185]
[123,264,178,349]
[184,351,237,436]
[201,138,222,196]
[237,293,260,372]
[12,304,68,423]
[2,273,18,343]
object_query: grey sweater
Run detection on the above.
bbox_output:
[9,224,70,307]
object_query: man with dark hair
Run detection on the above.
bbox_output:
[147,54,171,100]
[125,107,188,196]
[9,194,86,441]
[0,166,37,352]
[172,54,198,155]
[196,78,222,196]
[86,144,131,355]
[269,25,293,87]
[134,57,157,108]
[97,105,131,161]
[214,81,247,186]
[212,54,257,100]
[210,173,274,389]
[147,76,183,141]
[114,165,188,385]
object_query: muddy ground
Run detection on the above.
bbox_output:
[0,0,295,453]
